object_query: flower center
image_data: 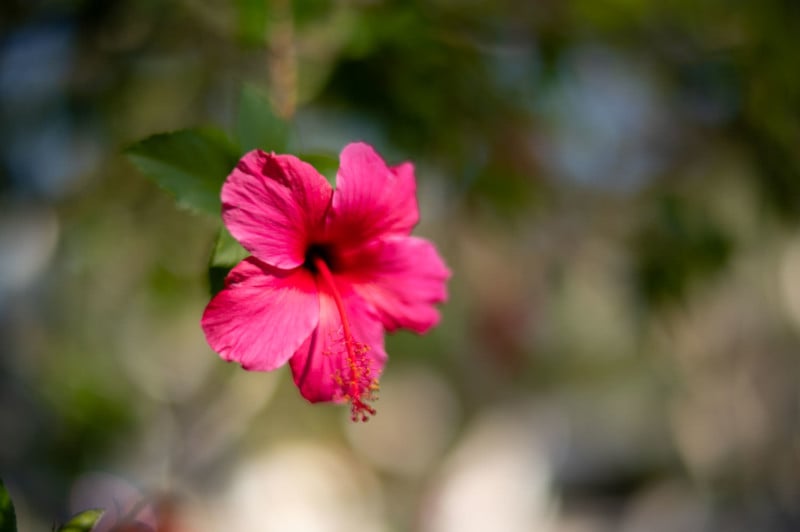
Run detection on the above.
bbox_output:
[304,243,336,273]
[310,254,378,422]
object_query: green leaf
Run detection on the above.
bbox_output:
[0,478,17,532]
[208,265,230,297]
[126,128,240,215]
[211,226,249,268]
[208,226,250,296]
[236,84,289,153]
[56,509,104,532]
[299,152,339,187]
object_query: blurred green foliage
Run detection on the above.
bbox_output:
[634,195,733,308]
[55,509,104,532]
[0,479,16,532]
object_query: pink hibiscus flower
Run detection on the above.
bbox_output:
[201,142,450,421]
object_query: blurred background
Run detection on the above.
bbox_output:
[2,0,800,530]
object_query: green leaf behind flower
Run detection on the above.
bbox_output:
[125,128,240,215]
[211,226,250,268]
[208,226,250,296]
[236,84,289,153]
[299,152,339,187]
[56,509,104,532]
[0,478,17,532]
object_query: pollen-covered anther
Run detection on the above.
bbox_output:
[340,338,378,422]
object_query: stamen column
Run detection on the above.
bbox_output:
[312,256,377,421]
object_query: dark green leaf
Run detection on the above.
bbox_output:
[209,265,231,297]
[0,478,17,532]
[236,84,289,153]
[57,509,104,532]
[126,128,240,215]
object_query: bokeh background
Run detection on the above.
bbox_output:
[3,0,800,530]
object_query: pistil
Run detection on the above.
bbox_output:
[312,256,378,421]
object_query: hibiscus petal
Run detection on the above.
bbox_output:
[289,285,387,404]
[349,236,451,334]
[328,142,419,245]
[222,150,333,270]
[202,257,320,371]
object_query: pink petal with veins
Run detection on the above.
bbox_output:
[348,236,450,333]
[202,257,319,371]
[328,142,419,246]
[222,150,332,270]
